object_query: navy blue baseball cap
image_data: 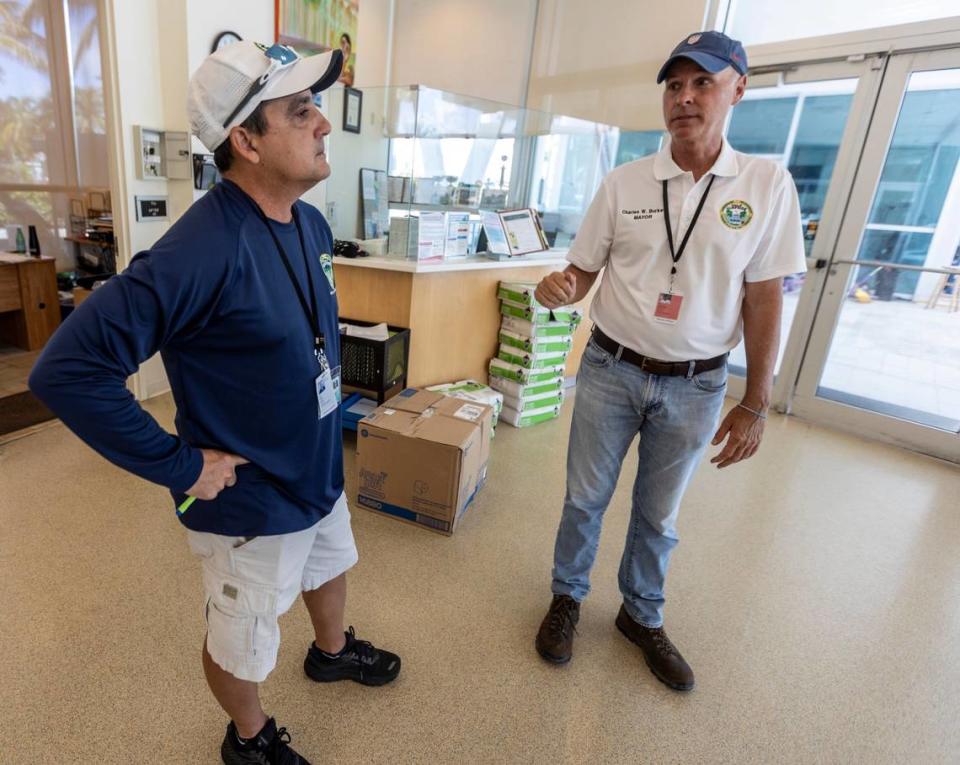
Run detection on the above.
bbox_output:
[656,31,748,83]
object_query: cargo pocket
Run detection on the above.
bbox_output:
[203,568,280,677]
[205,598,258,666]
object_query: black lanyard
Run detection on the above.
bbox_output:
[662,174,716,293]
[250,202,325,356]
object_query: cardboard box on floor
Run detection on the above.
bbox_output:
[356,388,493,535]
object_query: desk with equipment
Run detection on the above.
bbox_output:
[0,254,60,351]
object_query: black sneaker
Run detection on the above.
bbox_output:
[303,626,401,686]
[220,718,310,765]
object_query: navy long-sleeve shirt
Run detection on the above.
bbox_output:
[29,179,343,536]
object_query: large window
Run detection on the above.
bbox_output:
[614,131,664,166]
[727,98,797,154]
[528,116,619,247]
[68,0,108,189]
[854,69,960,298]
[723,0,960,46]
[725,78,857,376]
[727,81,856,241]
[0,0,107,268]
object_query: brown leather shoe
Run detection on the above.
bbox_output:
[615,605,694,691]
[535,594,580,664]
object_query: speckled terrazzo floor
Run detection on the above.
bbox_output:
[2,391,958,763]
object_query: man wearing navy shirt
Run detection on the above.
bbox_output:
[30,41,399,765]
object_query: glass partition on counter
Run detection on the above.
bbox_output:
[323,85,622,260]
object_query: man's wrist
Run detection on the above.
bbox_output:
[740,392,770,413]
[736,402,767,419]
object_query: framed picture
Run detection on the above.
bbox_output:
[70,198,85,218]
[343,87,362,134]
[87,191,107,213]
[276,0,358,87]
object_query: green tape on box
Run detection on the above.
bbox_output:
[489,358,565,385]
[499,402,562,428]
[500,315,579,338]
[499,329,573,354]
[497,345,568,370]
[488,375,563,400]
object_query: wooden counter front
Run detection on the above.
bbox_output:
[335,259,595,388]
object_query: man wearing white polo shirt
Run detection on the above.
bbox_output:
[533,31,805,691]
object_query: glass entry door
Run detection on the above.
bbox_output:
[791,48,960,462]
[720,57,885,408]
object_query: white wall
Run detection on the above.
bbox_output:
[355,0,394,87]
[106,0,277,398]
[527,0,709,129]
[185,0,277,202]
[184,1,274,75]
[106,0,190,398]
[384,0,709,125]
[390,0,538,106]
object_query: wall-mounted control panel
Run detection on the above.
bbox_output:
[134,125,191,181]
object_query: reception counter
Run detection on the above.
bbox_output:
[334,253,595,388]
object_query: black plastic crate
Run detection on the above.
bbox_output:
[339,319,410,403]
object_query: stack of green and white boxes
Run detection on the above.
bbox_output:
[488,281,582,428]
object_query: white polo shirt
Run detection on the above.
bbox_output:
[567,137,806,362]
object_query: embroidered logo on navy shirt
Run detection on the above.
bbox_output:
[319,252,335,292]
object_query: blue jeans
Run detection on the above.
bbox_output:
[551,337,727,628]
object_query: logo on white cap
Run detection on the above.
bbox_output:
[687,34,702,45]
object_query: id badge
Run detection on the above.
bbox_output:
[653,291,684,324]
[315,367,338,419]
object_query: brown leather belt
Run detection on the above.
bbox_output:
[591,327,727,377]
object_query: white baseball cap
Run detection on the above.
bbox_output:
[188,40,343,152]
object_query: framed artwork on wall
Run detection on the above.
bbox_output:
[276,0,358,86]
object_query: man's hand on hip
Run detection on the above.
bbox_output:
[710,405,765,469]
[185,449,250,500]
[535,270,577,309]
